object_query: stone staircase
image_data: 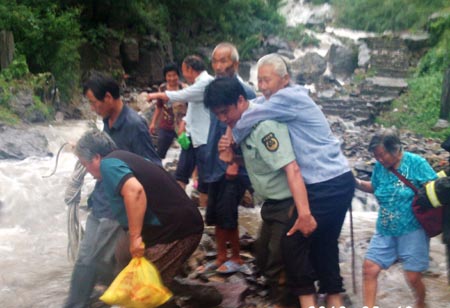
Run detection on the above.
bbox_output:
[315,96,393,124]
[364,36,411,78]
[315,33,428,122]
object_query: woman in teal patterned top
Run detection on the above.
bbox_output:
[356,128,437,308]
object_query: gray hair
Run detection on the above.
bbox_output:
[368,128,403,155]
[75,130,118,161]
[257,53,289,78]
[212,42,239,62]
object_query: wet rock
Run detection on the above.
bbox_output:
[171,277,224,308]
[290,52,327,83]
[0,125,50,159]
[332,122,450,179]
[433,119,450,131]
[361,76,408,97]
[264,35,291,53]
[315,95,393,120]
[8,88,49,123]
[364,36,410,77]
[327,44,357,77]
[400,32,430,51]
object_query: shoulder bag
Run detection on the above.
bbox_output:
[389,167,443,237]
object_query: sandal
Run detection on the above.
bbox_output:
[216,260,243,274]
[196,261,220,274]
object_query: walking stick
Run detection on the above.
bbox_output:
[350,204,357,294]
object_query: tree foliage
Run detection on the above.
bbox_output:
[0,0,287,105]
[0,0,82,102]
[154,0,285,59]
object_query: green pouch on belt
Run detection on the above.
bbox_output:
[177,132,191,150]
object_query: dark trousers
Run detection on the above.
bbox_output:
[281,171,355,296]
[175,143,208,193]
[256,198,297,305]
[206,175,249,229]
[157,128,177,159]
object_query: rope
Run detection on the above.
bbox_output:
[41,119,99,261]
[42,142,69,178]
[64,160,87,263]
[67,200,85,262]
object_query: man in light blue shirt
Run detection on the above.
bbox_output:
[147,55,213,206]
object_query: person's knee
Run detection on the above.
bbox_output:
[73,251,94,267]
[405,271,422,288]
[363,259,381,280]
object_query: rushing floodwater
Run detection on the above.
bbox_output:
[1,120,448,308]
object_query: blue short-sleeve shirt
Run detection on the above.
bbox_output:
[100,157,161,227]
[371,152,437,236]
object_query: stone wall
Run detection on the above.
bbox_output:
[79,35,170,88]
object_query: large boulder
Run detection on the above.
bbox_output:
[290,52,327,83]
[8,88,48,123]
[0,125,50,159]
[327,44,357,77]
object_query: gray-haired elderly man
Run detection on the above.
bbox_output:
[205,52,355,307]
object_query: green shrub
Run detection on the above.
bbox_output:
[280,25,320,48]
[0,106,19,125]
[377,71,449,139]
[28,95,54,121]
[332,0,449,33]
[418,14,450,76]
[0,1,82,103]
[0,55,29,81]
[160,0,285,60]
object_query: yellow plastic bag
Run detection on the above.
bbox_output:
[100,257,172,308]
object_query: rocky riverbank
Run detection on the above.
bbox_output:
[1,114,449,308]
[161,118,450,308]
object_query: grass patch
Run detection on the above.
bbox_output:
[0,106,20,125]
[377,71,450,139]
